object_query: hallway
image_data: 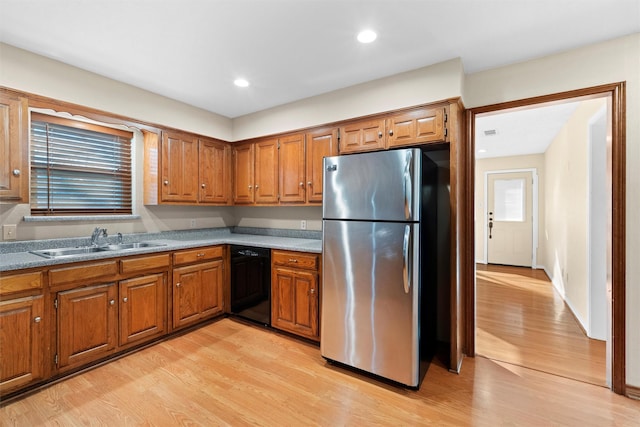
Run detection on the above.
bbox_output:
[476,264,607,386]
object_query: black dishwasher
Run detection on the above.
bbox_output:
[230,245,271,326]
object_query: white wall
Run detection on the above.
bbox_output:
[475,154,545,265]
[543,98,607,331]
[465,33,640,387]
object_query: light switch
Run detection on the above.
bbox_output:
[3,224,17,240]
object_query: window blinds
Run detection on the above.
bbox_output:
[30,114,133,215]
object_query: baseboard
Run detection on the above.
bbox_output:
[547,269,589,335]
[626,384,640,400]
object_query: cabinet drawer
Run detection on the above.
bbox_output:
[0,271,43,297]
[121,254,170,274]
[173,246,223,266]
[49,261,118,287]
[272,250,318,270]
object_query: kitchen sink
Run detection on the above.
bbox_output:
[30,242,167,258]
[99,242,166,251]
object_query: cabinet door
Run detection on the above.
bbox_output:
[199,138,230,204]
[119,273,166,347]
[161,131,199,202]
[0,296,44,394]
[57,283,117,371]
[232,142,254,204]
[271,267,319,340]
[305,127,338,204]
[0,94,28,202]
[339,119,385,154]
[278,133,306,203]
[254,138,279,204]
[172,264,202,329]
[200,260,224,318]
[387,107,446,148]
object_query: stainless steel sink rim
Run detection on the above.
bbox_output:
[29,242,167,258]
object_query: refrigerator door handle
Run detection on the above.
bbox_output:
[403,150,413,219]
[403,225,411,294]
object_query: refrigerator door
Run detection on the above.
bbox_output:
[321,219,420,386]
[323,148,422,222]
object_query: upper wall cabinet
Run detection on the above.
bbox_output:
[0,93,29,202]
[144,130,231,206]
[338,106,449,154]
[232,138,279,205]
[305,127,338,204]
[279,133,306,204]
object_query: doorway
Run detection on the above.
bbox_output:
[465,83,626,394]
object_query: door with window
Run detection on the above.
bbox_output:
[487,171,533,267]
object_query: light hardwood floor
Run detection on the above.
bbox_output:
[2,317,639,426]
[476,264,607,386]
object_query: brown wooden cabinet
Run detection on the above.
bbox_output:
[305,127,338,204]
[119,273,166,347]
[0,295,45,394]
[172,246,225,330]
[386,107,446,148]
[161,131,199,203]
[233,138,279,205]
[0,92,29,202]
[339,118,386,154]
[199,138,231,204]
[279,133,306,203]
[271,250,320,341]
[56,283,118,372]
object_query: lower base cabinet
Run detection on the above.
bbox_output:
[57,283,118,372]
[271,250,320,341]
[0,295,45,394]
[119,273,167,346]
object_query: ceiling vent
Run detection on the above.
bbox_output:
[483,129,497,136]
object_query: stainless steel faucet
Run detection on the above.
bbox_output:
[91,227,108,246]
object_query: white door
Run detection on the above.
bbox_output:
[487,171,533,267]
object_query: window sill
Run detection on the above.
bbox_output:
[23,215,141,223]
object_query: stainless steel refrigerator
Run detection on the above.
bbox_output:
[321,147,439,387]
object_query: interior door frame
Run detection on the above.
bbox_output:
[464,82,626,395]
[482,168,538,267]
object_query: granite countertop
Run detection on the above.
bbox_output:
[0,227,322,273]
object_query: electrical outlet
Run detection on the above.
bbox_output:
[3,224,17,240]
[300,220,307,230]
[190,219,197,228]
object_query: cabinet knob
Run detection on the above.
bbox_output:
[248,185,253,190]
[307,181,312,186]
[109,299,115,306]
[310,289,315,294]
[176,282,181,288]
[164,180,169,185]
[34,316,41,323]
[378,131,383,138]
[389,129,394,136]
[201,183,206,188]
[12,169,21,177]
[299,182,304,187]
[255,184,259,190]
[123,297,128,303]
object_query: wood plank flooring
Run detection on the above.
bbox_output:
[476,264,607,386]
[2,317,638,426]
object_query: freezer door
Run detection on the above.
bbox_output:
[321,219,420,386]
[323,148,422,222]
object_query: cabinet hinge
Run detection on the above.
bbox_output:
[444,128,448,138]
[444,110,448,123]
[54,298,58,309]
[277,143,280,149]
[54,354,58,365]
[337,128,341,141]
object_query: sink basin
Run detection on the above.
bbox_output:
[99,242,167,251]
[30,242,167,258]
[30,246,105,258]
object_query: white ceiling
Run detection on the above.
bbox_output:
[1,0,638,119]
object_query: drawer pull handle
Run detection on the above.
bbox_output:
[288,258,298,263]
[197,253,205,257]
[34,316,41,323]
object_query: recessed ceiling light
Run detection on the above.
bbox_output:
[357,30,377,44]
[234,78,249,88]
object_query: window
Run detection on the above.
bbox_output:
[493,178,525,222]
[30,113,133,215]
